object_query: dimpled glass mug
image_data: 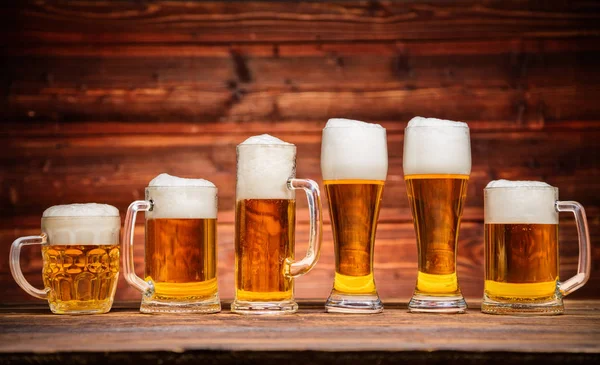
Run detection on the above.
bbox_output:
[10,203,121,315]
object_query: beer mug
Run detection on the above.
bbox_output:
[10,203,120,314]
[403,117,471,313]
[232,134,323,314]
[482,180,591,315]
[122,174,221,313]
[321,118,387,313]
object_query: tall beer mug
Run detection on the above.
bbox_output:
[321,118,387,313]
[232,134,323,315]
[483,180,591,315]
[122,174,220,314]
[403,117,471,313]
[10,203,120,314]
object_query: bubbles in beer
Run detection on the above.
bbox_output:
[321,118,388,181]
[485,179,558,224]
[146,173,218,219]
[403,116,471,176]
[41,203,120,246]
[236,134,296,200]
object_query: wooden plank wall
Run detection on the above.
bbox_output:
[1,0,599,303]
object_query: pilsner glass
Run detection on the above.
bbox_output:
[403,117,471,313]
[122,174,220,314]
[232,134,323,315]
[321,118,387,313]
[482,180,591,315]
[10,203,120,314]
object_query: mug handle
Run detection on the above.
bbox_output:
[122,200,154,296]
[556,201,591,296]
[10,234,48,299]
[284,178,323,278]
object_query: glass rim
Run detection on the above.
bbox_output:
[145,185,217,190]
[405,124,469,129]
[41,215,120,220]
[236,143,296,148]
[484,185,558,191]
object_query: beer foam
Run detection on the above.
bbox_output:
[149,173,215,187]
[321,118,388,180]
[43,203,119,217]
[146,174,218,219]
[485,180,558,224]
[41,204,120,245]
[403,116,471,175]
[236,134,296,200]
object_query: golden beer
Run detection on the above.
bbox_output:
[43,244,119,314]
[235,199,295,302]
[325,179,384,295]
[145,218,217,300]
[405,174,468,296]
[485,223,558,301]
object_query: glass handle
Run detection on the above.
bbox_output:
[123,200,154,296]
[556,201,591,296]
[9,235,48,300]
[285,178,323,278]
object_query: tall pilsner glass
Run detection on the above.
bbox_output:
[232,134,323,315]
[321,118,388,313]
[122,174,220,314]
[483,180,591,315]
[403,117,471,313]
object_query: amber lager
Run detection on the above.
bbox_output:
[123,173,221,314]
[481,180,591,315]
[403,117,471,313]
[232,134,322,315]
[321,118,388,313]
[10,203,121,315]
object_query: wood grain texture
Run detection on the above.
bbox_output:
[0,301,599,355]
[1,0,600,303]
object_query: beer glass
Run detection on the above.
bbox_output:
[403,117,471,313]
[232,134,323,315]
[321,118,387,313]
[122,174,220,314]
[482,180,591,315]
[10,203,120,315]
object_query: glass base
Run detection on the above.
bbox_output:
[230,299,298,315]
[481,293,564,315]
[408,293,467,313]
[49,299,113,315]
[325,290,383,314]
[140,293,221,314]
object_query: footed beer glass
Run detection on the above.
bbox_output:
[232,134,323,315]
[321,118,387,313]
[10,203,120,315]
[482,180,591,315]
[403,117,471,313]
[123,174,220,313]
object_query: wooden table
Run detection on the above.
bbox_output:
[1,300,599,364]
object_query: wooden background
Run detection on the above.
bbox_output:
[1,0,599,304]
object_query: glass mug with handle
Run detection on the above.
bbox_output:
[482,180,591,315]
[10,203,120,315]
[321,118,387,313]
[232,134,323,315]
[122,173,221,314]
[403,117,471,313]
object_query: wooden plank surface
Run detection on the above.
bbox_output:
[0,301,599,356]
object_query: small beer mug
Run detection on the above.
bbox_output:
[10,203,120,315]
[122,174,221,314]
[482,180,591,315]
[232,134,323,315]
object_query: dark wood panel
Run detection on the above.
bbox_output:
[2,219,599,304]
[2,1,600,44]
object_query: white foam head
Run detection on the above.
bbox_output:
[146,174,218,219]
[321,118,388,181]
[403,117,471,176]
[41,203,120,245]
[236,134,296,200]
[485,180,558,224]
